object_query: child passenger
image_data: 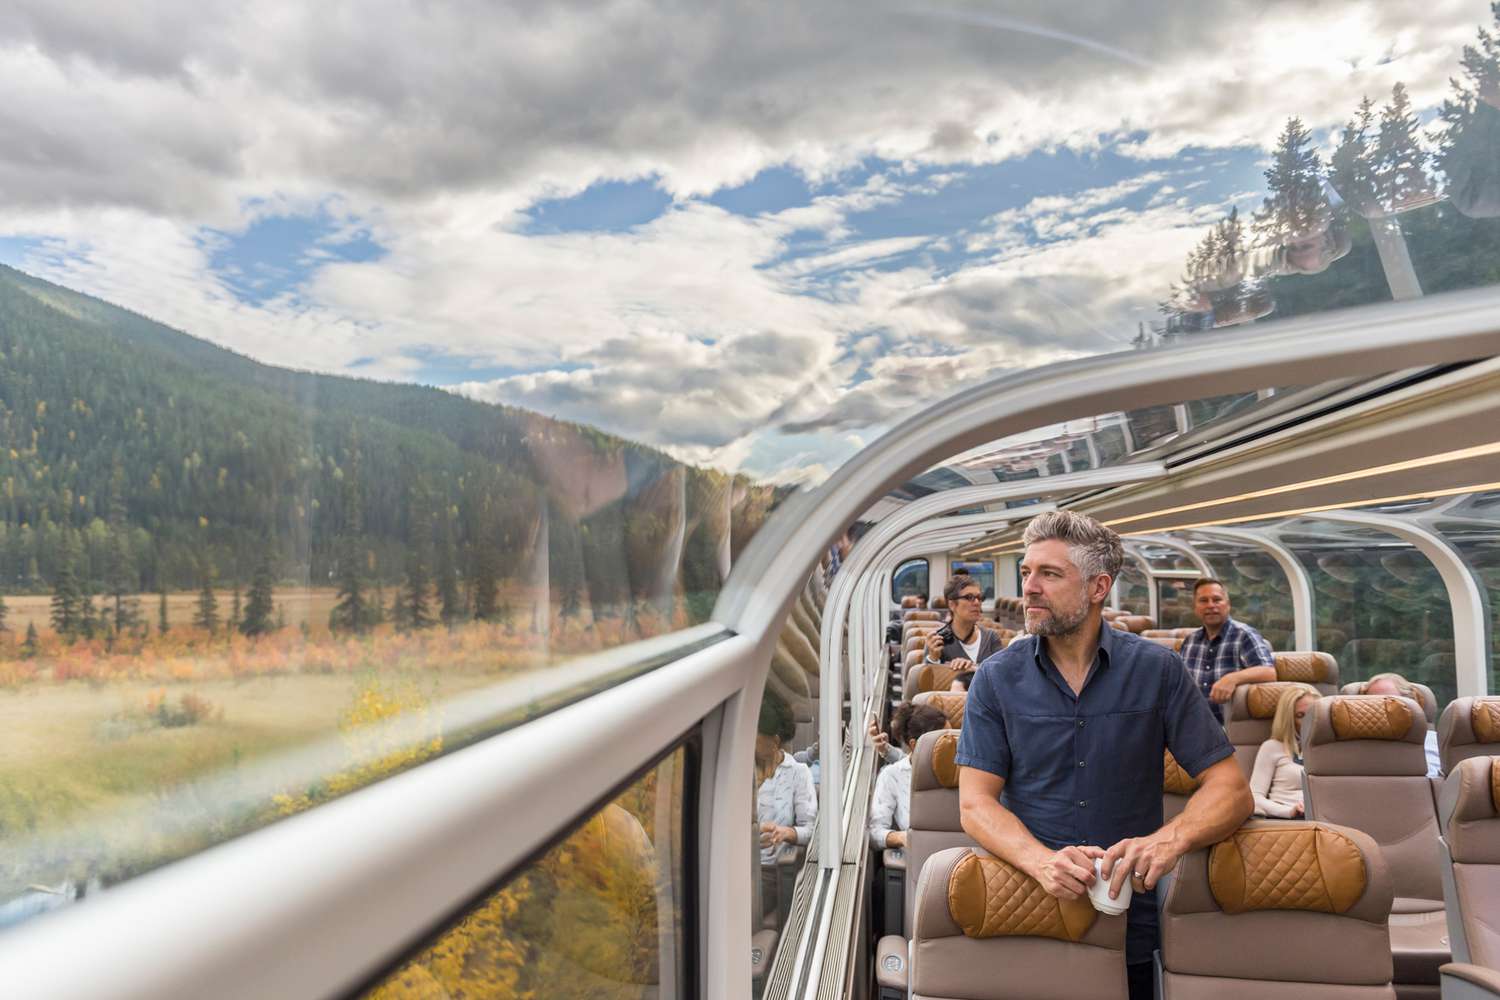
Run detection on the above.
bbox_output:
[1249,684,1320,818]
[868,703,949,850]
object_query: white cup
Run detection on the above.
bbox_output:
[1088,857,1132,916]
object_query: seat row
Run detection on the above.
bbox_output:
[874,689,1500,999]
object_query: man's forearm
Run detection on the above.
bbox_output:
[1166,778,1252,851]
[960,796,1052,877]
[1234,665,1276,685]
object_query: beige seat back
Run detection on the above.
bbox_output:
[904,609,943,623]
[911,846,1126,1000]
[913,690,967,729]
[1117,614,1154,633]
[906,658,970,698]
[1344,680,1438,726]
[1439,755,1500,968]
[1142,634,1184,651]
[1161,820,1395,996]
[1226,682,1307,778]
[1439,698,1500,776]
[1164,749,1200,822]
[1274,651,1340,694]
[1303,696,1443,907]
[907,730,973,935]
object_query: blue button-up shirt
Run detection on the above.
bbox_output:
[956,621,1232,964]
[1177,617,1275,722]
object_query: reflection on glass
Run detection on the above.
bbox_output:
[1434,490,1500,695]
[0,266,780,920]
[1285,526,1456,706]
[364,746,687,1000]
[752,572,825,993]
[892,559,929,603]
[1156,578,1196,629]
[1116,562,1152,616]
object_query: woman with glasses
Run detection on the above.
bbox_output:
[924,576,1004,671]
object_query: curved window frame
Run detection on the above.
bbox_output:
[890,557,929,605]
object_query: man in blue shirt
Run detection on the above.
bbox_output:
[1177,578,1276,722]
[957,512,1251,1000]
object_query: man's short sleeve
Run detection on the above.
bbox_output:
[1161,652,1233,777]
[955,661,1011,778]
[1243,627,1275,666]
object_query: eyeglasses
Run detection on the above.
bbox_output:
[956,593,984,603]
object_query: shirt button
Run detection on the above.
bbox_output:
[1078,800,1088,807]
[1077,720,1086,728]
[1078,760,1086,767]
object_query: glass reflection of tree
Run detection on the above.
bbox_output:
[1438,5,1500,219]
[1253,118,1350,278]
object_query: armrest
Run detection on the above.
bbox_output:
[875,934,908,991]
[1443,964,1500,999]
[883,847,907,871]
[751,929,778,980]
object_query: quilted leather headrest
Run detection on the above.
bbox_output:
[1330,696,1414,741]
[1164,750,1201,795]
[1475,700,1500,744]
[947,850,1097,941]
[916,691,967,729]
[1247,682,1307,720]
[1208,824,1367,914]
[929,730,960,788]
[1274,652,1336,685]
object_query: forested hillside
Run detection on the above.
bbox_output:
[0,264,780,636]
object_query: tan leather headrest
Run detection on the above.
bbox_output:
[1493,757,1500,813]
[1109,619,1129,631]
[1475,700,1500,744]
[916,661,966,695]
[922,692,967,729]
[930,730,960,788]
[1246,682,1304,720]
[1164,750,1201,795]
[1274,652,1334,684]
[947,851,1097,941]
[1331,696,1414,741]
[1208,824,1367,914]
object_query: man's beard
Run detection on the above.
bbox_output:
[1027,599,1090,637]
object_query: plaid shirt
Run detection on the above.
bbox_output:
[1177,617,1275,722]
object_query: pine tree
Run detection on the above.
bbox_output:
[22,621,38,658]
[159,587,170,635]
[1330,97,1379,214]
[1373,83,1437,213]
[436,516,463,628]
[229,582,242,634]
[472,533,500,622]
[104,462,141,636]
[241,549,276,638]
[50,539,81,640]
[329,538,372,635]
[194,568,220,634]
[1253,117,1330,245]
[0,593,10,634]
[1437,4,1500,218]
[397,548,434,632]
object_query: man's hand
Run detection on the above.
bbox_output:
[1103,828,1187,896]
[1032,845,1105,901]
[868,716,890,758]
[924,632,944,662]
[947,658,975,672]
[1209,674,1240,703]
[1291,801,1305,818]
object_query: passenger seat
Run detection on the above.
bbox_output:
[1439,697,1500,775]
[911,846,1127,999]
[1159,819,1396,998]
[1438,755,1500,998]
[913,690,967,729]
[1304,695,1449,998]
[1226,681,1308,777]
[1347,680,1439,726]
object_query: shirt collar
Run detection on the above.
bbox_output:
[1030,617,1114,669]
[1198,617,1239,642]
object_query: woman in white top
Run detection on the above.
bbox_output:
[868,702,949,850]
[1250,683,1321,818]
[755,692,817,866]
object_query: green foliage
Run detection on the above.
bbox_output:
[240,548,276,637]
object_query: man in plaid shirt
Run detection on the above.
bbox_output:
[1177,578,1276,722]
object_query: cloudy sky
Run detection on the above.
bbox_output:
[0,0,1488,483]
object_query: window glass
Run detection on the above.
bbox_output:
[1156,578,1197,629]
[891,559,929,604]
[1181,537,1296,649]
[363,744,689,1000]
[1283,524,1456,707]
[950,561,995,600]
[1434,490,1500,696]
[1116,562,1152,615]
